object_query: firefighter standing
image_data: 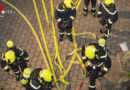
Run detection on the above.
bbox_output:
[81,38,111,90]
[28,68,53,90]
[83,0,97,17]
[97,0,118,39]
[55,0,76,42]
[1,40,29,81]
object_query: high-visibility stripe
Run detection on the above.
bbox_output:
[88,46,96,52]
[67,33,72,35]
[98,11,102,14]
[103,67,108,72]
[98,62,103,67]
[57,18,61,22]
[108,19,113,24]
[20,52,24,56]
[2,53,5,60]
[91,8,96,10]
[40,70,44,78]
[56,6,64,12]
[89,85,96,88]
[105,29,110,37]
[82,56,86,59]
[71,6,76,10]
[15,70,20,74]
[93,66,96,69]
[84,7,87,10]
[107,29,110,35]
[4,66,9,70]
[23,73,30,78]
[30,80,41,89]
[102,3,117,15]
[60,33,64,35]
[24,57,29,60]
[99,44,105,47]
[19,48,24,56]
[70,16,74,20]
[100,54,107,58]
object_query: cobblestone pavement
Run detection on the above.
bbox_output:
[0,0,130,90]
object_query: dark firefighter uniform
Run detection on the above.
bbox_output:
[21,68,32,90]
[81,38,111,90]
[83,0,97,16]
[28,68,53,90]
[1,41,29,81]
[97,0,118,39]
[55,0,76,42]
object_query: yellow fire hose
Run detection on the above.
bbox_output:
[50,0,70,86]
[3,0,97,89]
[1,0,50,70]
[59,0,85,81]
[41,0,53,33]
[33,0,60,89]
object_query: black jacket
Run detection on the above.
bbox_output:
[55,2,76,22]
[97,2,118,25]
[29,68,53,90]
[81,43,111,75]
[1,46,29,71]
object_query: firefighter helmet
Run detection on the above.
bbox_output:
[39,69,53,82]
[98,38,106,47]
[23,68,32,79]
[64,0,73,8]
[7,40,14,48]
[85,45,97,59]
[104,0,114,5]
[5,50,15,64]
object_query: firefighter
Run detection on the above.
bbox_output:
[55,0,76,42]
[81,38,111,90]
[21,68,32,89]
[83,0,97,17]
[28,68,53,90]
[1,40,29,81]
[97,0,118,39]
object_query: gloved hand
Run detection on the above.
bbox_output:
[84,61,92,68]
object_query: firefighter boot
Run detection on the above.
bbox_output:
[91,8,96,17]
[59,34,64,41]
[16,74,20,81]
[103,29,111,39]
[83,7,88,16]
[67,34,73,42]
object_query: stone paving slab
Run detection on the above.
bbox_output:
[0,0,130,90]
